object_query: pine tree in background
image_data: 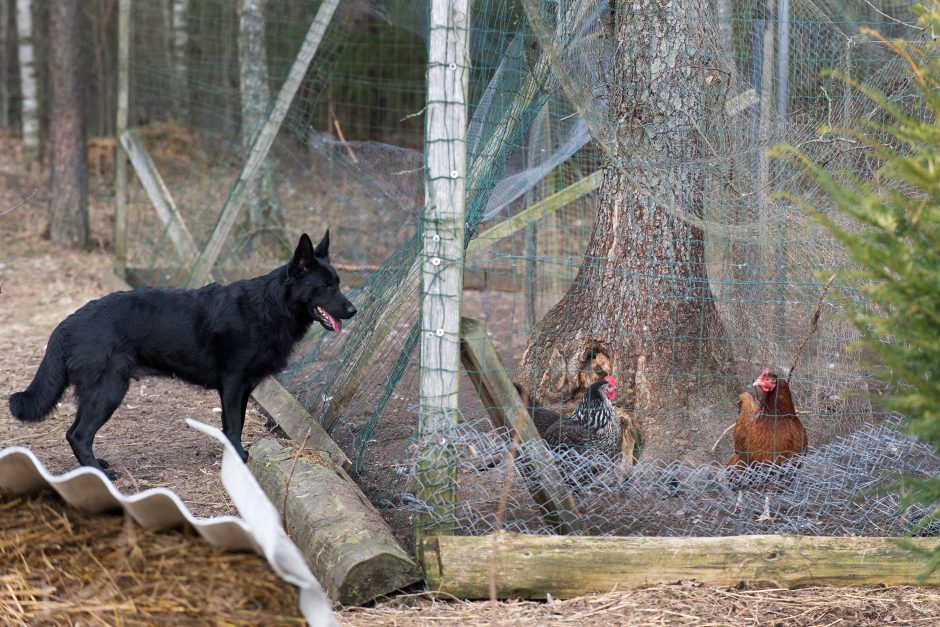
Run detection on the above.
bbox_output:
[47,0,88,248]
[774,1,940,576]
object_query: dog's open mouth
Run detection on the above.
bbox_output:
[313,306,342,332]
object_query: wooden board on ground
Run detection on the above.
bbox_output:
[423,532,940,599]
[119,129,200,265]
[249,439,421,605]
[460,317,583,535]
[250,377,350,470]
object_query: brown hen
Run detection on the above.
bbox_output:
[728,369,807,469]
[727,369,808,521]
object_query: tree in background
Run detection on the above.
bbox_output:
[15,0,39,165]
[238,0,283,249]
[169,0,190,122]
[774,2,940,575]
[47,0,88,247]
[519,0,734,462]
[0,0,10,129]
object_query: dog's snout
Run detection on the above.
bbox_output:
[345,302,357,317]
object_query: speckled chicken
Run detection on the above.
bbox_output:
[515,376,620,457]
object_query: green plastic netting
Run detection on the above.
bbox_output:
[121,0,927,545]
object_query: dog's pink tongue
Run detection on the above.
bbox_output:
[325,311,342,333]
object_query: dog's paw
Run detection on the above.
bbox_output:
[102,467,119,480]
[96,458,111,470]
[238,449,249,463]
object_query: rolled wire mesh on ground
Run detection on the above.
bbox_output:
[401,418,940,538]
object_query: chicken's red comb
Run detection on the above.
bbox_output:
[603,375,617,387]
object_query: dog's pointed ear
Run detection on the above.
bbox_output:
[288,233,318,277]
[314,229,330,258]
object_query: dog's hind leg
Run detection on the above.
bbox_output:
[68,370,130,480]
[219,380,251,462]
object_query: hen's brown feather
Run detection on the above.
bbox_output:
[728,378,807,468]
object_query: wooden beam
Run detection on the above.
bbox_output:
[249,439,421,605]
[250,376,350,470]
[113,0,130,278]
[415,0,470,547]
[424,532,940,599]
[186,0,340,288]
[459,317,582,534]
[119,129,200,264]
[465,169,602,257]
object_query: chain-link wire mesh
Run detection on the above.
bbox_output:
[401,415,940,538]
[120,0,931,546]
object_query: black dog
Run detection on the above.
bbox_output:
[9,231,355,478]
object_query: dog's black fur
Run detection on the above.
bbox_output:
[9,231,355,478]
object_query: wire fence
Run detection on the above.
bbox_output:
[402,416,940,538]
[118,0,932,545]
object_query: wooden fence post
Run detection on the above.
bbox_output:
[415,0,470,551]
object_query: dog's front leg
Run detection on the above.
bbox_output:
[219,381,251,462]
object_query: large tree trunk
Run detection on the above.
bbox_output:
[520,0,735,463]
[237,0,282,247]
[47,0,88,247]
[15,0,39,163]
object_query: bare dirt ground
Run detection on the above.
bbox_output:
[4,132,940,624]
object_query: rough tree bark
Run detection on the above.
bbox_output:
[16,0,39,164]
[519,0,735,463]
[47,0,89,247]
[237,0,282,247]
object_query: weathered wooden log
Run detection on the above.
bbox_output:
[249,439,421,605]
[423,532,940,599]
[250,376,350,469]
[460,317,583,534]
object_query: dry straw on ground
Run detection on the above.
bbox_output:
[0,495,304,626]
[343,585,940,626]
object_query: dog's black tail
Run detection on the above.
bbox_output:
[10,331,68,423]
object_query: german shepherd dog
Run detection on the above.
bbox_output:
[9,231,355,478]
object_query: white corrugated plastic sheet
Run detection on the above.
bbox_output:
[0,418,337,627]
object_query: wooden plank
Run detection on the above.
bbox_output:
[465,169,602,258]
[251,376,350,470]
[113,0,130,278]
[119,129,200,264]
[186,0,340,288]
[415,0,470,547]
[249,439,421,605]
[459,317,582,534]
[424,532,940,599]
